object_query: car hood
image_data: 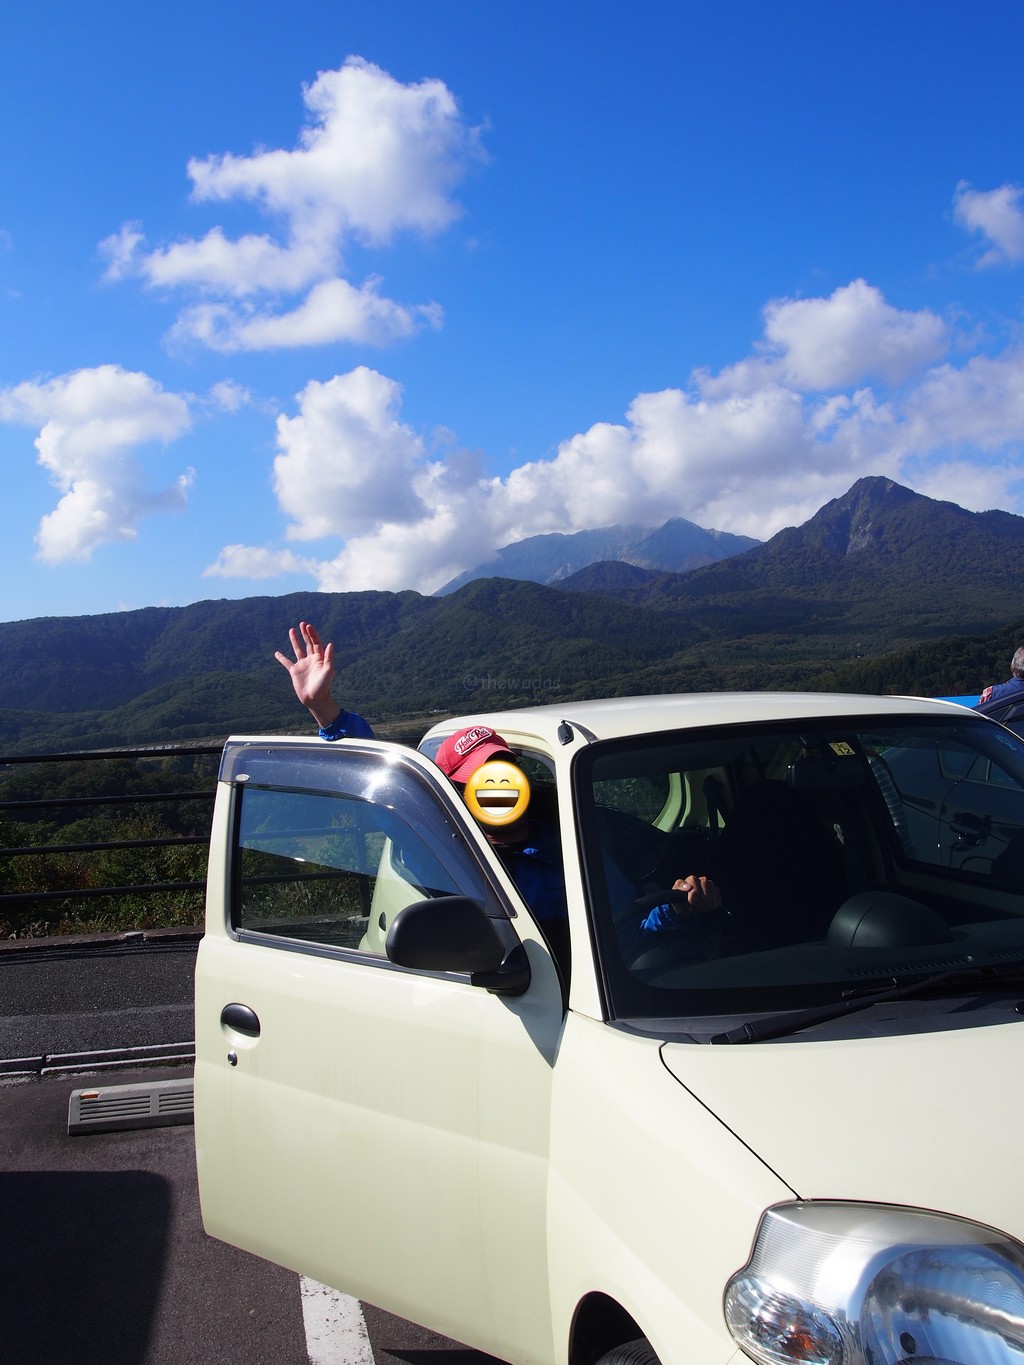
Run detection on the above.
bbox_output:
[662,1018,1024,1236]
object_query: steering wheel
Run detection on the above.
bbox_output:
[623,888,729,972]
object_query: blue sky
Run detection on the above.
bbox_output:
[2,2,1024,623]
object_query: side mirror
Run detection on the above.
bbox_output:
[385,896,531,996]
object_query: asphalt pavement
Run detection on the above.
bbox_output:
[0,929,199,1071]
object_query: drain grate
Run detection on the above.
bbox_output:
[68,1076,194,1136]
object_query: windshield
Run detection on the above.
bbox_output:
[574,713,1024,1025]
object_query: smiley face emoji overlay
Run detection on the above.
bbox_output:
[464,760,531,827]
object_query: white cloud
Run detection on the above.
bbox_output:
[311,507,488,595]
[168,277,443,353]
[205,270,1024,594]
[701,280,947,395]
[900,349,1024,451]
[272,367,433,541]
[204,545,313,579]
[100,57,481,351]
[188,58,475,249]
[953,181,1024,267]
[0,365,193,563]
[494,385,812,539]
[205,379,252,413]
[907,459,1021,513]
[100,222,145,281]
[104,225,322,298]
[206,365,830,591]
[205,366,508,592]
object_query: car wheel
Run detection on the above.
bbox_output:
[596,1338,660,1365]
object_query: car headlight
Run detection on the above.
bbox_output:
[724,1202,1024,1364]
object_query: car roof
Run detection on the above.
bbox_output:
[421,691,973,750]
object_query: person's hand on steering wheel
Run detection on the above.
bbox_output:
[669,874,722,916]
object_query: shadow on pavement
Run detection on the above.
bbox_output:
[0,1168,170,1365]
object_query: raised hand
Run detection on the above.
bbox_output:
[274,621,340,728]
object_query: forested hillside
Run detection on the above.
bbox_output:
[565,477,1024,641]
[0,476,1022,754]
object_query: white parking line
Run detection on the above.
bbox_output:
[300,1278,374,1364]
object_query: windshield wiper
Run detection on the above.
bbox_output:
[709,962,1024,1045]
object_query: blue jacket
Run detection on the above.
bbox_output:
[317,709,375,740]
[494,821,567,923]
[976,677,1024,707]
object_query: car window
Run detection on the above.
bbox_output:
[224,745,496,958]
[593,772,674,824]
[573,714,1024,1024]
[879,731,1024,864]
[516,750,556,791]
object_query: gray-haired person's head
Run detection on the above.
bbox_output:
[1012,646,1024,679]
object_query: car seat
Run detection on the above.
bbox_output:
[716,780,848,950]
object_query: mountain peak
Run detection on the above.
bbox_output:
[797,477,931,556]
[435,517,759,594]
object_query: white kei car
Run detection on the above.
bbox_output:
[194,691,1024,1364]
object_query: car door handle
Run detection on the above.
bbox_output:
[949,811,990,848]
[220,1002,261,1038]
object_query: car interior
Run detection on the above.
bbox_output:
[576,713,1024,1022]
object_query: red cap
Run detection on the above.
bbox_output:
[435,725,514,783]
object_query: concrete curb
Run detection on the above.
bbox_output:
[0,1040,195,1079]
[0,926,203,956]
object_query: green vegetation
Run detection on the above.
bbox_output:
[2,477,1022,756]
[0,751,217,938]
[1,476,1023,937]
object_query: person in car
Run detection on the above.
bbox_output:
[976,646,1024,707]
[275,621,567,922]
[275,620,721,953]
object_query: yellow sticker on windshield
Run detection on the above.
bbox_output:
[829,741,856,757]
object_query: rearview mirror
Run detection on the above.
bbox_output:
[788,755,864,791]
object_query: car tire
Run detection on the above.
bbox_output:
[596,1339,660,1365]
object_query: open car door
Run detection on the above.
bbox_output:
[194,738,565,1364]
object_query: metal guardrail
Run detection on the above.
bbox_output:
[0,743,223,913]
[0,732,424,925]
[0,743,224,765]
